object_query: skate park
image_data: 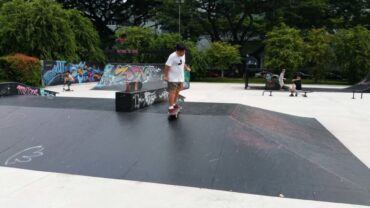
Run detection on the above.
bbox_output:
[1,66,370,207]
[1,0,370,206]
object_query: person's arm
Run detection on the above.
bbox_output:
[185,64,191,72]
[164,65,170,81]
[164,54,173,81]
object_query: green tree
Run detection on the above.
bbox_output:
[114,26,155,63]
[183,41,209,79]
[68,10,105,62]
[327,0,369,28]
[0,0,77,61]
[155,0,269,45]
[305,28,335,82]
[152,0,203,41]
[0,0,104,62]
[149,33,182,63]
[57,0,161,46]
[264,24,305,75]
[333,26,370,84]
[206,41,241,78]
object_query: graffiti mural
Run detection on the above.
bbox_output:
[0,83,56,97]
[94,64,190,91]
[42,61,104,86]
[94,64,165,91]
[16,85,39,96]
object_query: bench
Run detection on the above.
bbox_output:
[352,86,370,99]
[262,89,311,97]
[295,90,311,97]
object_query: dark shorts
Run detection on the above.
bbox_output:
[167,82,183,92]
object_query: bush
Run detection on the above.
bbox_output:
[0,54,41,86]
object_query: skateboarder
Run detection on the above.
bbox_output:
[164,43,191,115]
[64,71,74,91]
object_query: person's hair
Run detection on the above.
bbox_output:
[176,43,186,51]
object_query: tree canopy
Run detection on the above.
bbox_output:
[0,0,105,62]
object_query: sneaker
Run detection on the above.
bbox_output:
[289,94,294,97]
[168,108,176,114]
[174,104,182,109]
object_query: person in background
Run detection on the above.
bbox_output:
[279,68,286,90]
[289,73,302,97]
[64,71,74,91]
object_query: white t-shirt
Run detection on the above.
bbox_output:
[165,52,185,82]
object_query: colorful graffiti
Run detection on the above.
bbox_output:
[16,85,39,96]
[94,64,164,91]
[115,88,169,112]
[94,64,190,91]
[42,61,104,86]
[0,83,56,97]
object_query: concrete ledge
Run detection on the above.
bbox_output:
[116,88,168,112]
[0,82,57,97]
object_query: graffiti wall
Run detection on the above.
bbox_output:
[94,63,190,91]
[94,64,165,91]
[0,82,57,97]
[116,88,168,112]
[42,61,104,86]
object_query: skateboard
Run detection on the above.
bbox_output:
[62,87,73,92]
[290,90,311,97]
[168,108,181,120]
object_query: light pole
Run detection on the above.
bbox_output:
[245,55,250,89]
[176,0,185,39]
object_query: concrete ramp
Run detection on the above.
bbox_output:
[347,71,370,92]
[0,96,369,206]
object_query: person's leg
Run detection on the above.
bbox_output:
[168,82,176,110]
[174,83,183,104]
[289,85,293,96]
[67,81,71,90]
[169,91,176,106]
[289,84,296,96]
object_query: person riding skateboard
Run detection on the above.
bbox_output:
[64,71,74,91]
[164,43,191,114]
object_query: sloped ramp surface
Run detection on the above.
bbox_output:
[347,71,370,92]
[0,96,370,206]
